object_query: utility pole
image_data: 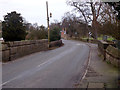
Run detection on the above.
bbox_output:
[46,1,50,48]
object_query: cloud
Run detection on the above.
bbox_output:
[0,0,71,26]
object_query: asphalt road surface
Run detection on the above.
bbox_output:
[2,40,90,88]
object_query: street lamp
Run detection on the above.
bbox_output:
[46,1,52,48]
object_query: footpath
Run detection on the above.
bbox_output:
[78,43,120,88]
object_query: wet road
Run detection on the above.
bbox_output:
[2,40,90,88]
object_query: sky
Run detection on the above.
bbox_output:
[0,0,72,26]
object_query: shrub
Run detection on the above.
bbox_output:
[50,27,61,42]
[26,30,48,40]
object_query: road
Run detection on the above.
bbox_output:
[2,40,90,88]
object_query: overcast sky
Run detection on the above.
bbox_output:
[0,0,72,26]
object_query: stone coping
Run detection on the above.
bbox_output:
[106,45,120,59]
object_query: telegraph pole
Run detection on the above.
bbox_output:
[46,1,50,48]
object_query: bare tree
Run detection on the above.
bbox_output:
[61,12,88,38]
[67,0,103,39]
[99,3,120,40]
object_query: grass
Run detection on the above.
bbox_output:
[106,60,111,64]
[98,35,115,41]
[107,37,115,41]
[82,36,115,41]
[82,37,94,40]
[97,37,102,40]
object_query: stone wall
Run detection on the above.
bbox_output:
[98,40,120,68]
[2,40,48,62]
[98,40,116,60]
[49,40,63,48]
[106,45,120,68]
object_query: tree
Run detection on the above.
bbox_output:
[50,27,61,42]
[67,0,103,39]
[49,21,62,41]
[107,2,120,40]
[26,30,47,40]
[62,12,76,37]
[2,11,27,41]
[39,25,45,30]
[99,2,120,40]
[25,24,48,40]
[50,20,62,31]
[107,2,120,20]
[61,12,87,38]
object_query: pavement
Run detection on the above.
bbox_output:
[77,43,120,88]
[2,40,90,88]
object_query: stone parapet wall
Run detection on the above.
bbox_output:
[2,40,48,62]
[49,40,62,48]
[98,40,120,68]
[106,45,120,68]
[98,40,116,60]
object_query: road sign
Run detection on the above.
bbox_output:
[89,32,92,36]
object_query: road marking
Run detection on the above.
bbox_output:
[37,46,78,68]
[2,45,77,87]
[37,61,48,67]
[0,75,20,87]
[73,44,90,88]
[81,44,91,81]
[76,43,85,46]
[76,44,81,46]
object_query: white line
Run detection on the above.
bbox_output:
[81,45,91,81]
[0,76,17,87]
[76,44,81,46]
[1,46,77,87]
[37,61,48,67]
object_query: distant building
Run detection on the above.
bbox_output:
[61,28,70,40]
[61,28,66,39]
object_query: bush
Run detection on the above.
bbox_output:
[50,27,61,42]
[26,30,48,40]
[2,11,27,41]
